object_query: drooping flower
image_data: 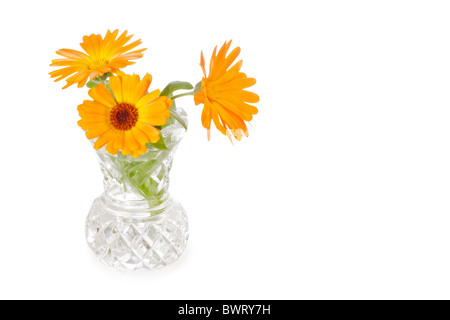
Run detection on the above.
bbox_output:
[77,74,172,158]
[194,40,259,141]
[50,30,146,89]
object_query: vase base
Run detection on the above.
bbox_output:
[85,196,189,271]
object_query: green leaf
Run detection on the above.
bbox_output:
[169,105,188,130]
[99,72,113,81]
[86,80,100,88]
[163,100,187,131]
[148,135,168,150]
[194,81,202,94]
[160,81,194,97]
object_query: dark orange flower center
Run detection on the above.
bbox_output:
[110,103,139,131]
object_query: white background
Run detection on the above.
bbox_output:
[0,0,449,300]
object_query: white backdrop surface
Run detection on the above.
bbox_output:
[0,0,450,299]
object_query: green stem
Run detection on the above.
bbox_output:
[170,91,195,100]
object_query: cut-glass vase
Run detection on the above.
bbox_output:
[85,109,189,271]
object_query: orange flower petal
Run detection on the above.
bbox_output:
[136,89,160,109]
[109,76,123,102]
[200,51,207,77]
[85,123,112,140]
[209,101,226,135]
[132,127,150,145]
[121,74,140,103]
[201,100,212,130]
[136,122,160,143]
[94,128,115,150]
[113,131,125,151]
[88,84,117,109]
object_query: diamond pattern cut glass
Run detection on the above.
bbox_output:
[85,109,189,271]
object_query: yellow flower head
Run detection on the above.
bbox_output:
[194,40,259,141]
[50,30,146,89]
[77,74,172,158]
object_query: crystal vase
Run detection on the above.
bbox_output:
[85,110,189,271]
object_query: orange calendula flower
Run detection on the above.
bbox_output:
[50,30,146,89]
[194,40,259,141]
[77,74,172,158]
